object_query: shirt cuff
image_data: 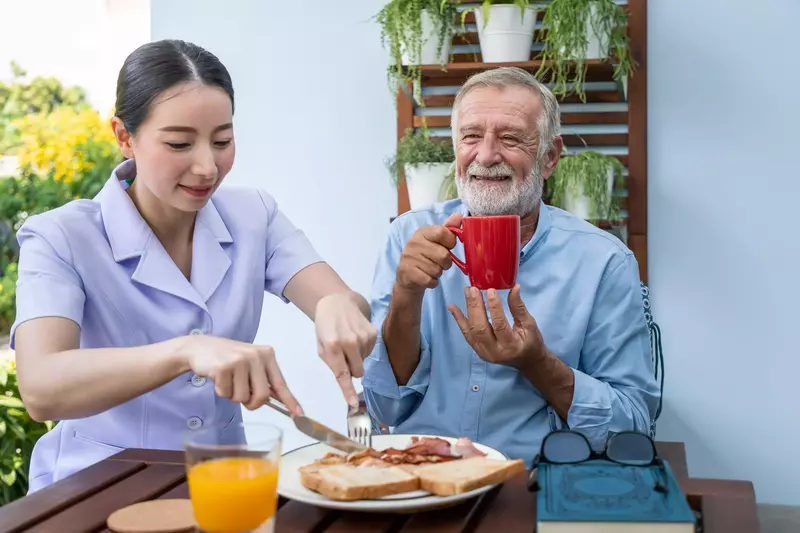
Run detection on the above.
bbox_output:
[362,334,430,426]
[565,367,613,450]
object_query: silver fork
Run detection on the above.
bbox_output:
[346,393,373,449]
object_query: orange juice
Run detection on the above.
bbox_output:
[187,456,278,533]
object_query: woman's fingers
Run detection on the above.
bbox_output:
[245,357,271,411]
[262,350,303,415]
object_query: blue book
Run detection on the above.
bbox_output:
[536,459,696,532]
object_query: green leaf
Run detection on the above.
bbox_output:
[0,396,24,409]
[0,468,16,487]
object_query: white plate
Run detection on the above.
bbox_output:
[277,434,508,513]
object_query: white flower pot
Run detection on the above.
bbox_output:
[475,5,537,63]
[404,163,451,209]
[401,9,453,66]
[563,167,615,220]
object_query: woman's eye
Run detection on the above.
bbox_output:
[214,139,232,148]
[166,142,190,150]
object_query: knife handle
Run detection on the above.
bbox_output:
[264,398,293,418]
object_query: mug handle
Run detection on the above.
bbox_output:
[447,227,468,275]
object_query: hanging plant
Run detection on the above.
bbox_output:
[376,0,458,105]
[547,150,625,220]
[536,0,634,102]
[386,128,455,185]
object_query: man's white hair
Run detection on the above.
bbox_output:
[451,67,561,161]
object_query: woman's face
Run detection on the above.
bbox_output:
[112,81,235,213]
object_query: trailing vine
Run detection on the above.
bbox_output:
[536,0,634,102]
[376,0,458,105]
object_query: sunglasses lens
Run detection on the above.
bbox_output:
[607,433,654,465]
[543,432,591,463]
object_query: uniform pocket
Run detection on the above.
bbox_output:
[73,431,125,453]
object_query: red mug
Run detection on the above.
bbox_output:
[448,215,521,290]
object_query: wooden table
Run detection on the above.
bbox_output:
[0,442,759,533]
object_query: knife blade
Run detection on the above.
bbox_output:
[265,399,368,454]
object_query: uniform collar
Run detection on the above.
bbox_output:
[96,159,233,308]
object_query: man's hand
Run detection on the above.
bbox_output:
[396,213,463,293]
[448,285,545,369]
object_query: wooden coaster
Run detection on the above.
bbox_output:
[106,499,197,533]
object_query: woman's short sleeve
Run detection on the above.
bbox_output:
[9,214,86,348]
[258,190,323,301]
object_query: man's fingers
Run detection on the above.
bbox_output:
[486,288,513,340]
[320,343,359,408]
[465,287,495,342]
[263,355,303,415]
[443,212,463,228]
[508,285,534,328]
[448,304,470,338]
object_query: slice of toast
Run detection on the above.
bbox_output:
[413,456,527,496]
[299,463,420,501]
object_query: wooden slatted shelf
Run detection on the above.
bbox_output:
[394,0,647,282]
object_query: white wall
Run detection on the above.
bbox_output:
[648,0,800,506]
[150,0,396,452]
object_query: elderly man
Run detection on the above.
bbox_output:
[362,67,660,463]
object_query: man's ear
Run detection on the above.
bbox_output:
[542,136,563,180]
[111,117,135,159]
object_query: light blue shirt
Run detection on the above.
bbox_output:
[11,160,323,492]
[362,199,660,464]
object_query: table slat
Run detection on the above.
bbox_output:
[471,474,536,533]
[0,460,145,533]
[324,512,409,532]
[397,500,480,533]
[699,494,760,533]
[276,501,339,533]
[24,464,186,533]
[108,448,185,464]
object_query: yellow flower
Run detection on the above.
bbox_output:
[13,107,118,183]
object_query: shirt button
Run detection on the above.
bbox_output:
[472,385,480,392]
[189,329,204,336]
[191,375,207,387]
[187,416,203,430]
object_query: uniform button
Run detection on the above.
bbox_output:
[191,375,207,387]
[189,329,204,336]
[472,385,480,392]
[187,416,203,430]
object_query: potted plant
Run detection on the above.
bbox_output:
[375,0,458,105]
[462,0,537,63]
[536,0,634,102]
[387,128,455,209]
[440,160,458,201]
[547,150,624,221]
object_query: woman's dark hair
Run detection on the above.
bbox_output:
[115,39,234,135]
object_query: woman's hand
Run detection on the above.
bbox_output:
[314,292,378,407]
[180,335,303,415]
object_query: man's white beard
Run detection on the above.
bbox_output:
[456,160,544,217]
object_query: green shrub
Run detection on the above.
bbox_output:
[0,358,53,505]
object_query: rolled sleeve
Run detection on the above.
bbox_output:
[258,190,323,301]
[10,214,85,348]
[565,253,660,451]
[362,220,430,427]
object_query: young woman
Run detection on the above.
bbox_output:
[11,39,377,493]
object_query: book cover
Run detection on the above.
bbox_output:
[536,459,696,531]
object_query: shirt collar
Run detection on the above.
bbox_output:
[97,159,233,263]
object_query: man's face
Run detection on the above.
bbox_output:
[454,85,558,217]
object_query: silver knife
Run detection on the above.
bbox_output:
[265,398,368,454]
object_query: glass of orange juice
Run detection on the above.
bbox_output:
[184,421,282,533]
